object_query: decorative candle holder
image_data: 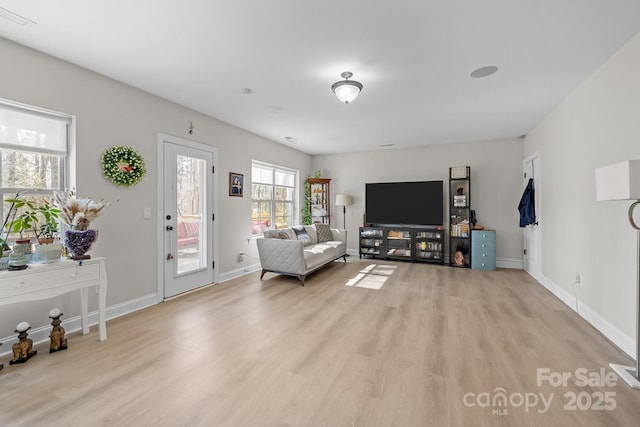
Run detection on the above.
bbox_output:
[7,241,29,270]
[10,322,37,364]
[49,308,68,353]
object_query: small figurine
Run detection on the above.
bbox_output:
[49,308,68,353]
[10,321,37,364]
[454,250,465,266]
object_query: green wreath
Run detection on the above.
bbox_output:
[102,146,146,187]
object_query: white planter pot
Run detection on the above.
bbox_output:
[35,243,63,262]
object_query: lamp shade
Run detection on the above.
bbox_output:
[335,194,352,206]
[331,72,363,104]
[595,160,640,201]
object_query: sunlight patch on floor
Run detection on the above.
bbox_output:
[344,264,397,290]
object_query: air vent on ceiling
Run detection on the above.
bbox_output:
[0,6,36,27]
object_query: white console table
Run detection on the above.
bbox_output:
[0,257,108,341]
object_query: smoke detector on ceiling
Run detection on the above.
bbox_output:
[0,7,36,27]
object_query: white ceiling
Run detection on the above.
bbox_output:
[1,0,640,155]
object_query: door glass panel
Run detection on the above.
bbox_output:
[176,154,206,275]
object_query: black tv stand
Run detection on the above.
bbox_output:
[359,225,444,265]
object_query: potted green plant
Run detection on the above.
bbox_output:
[3,194,32,243]
[7,196,63,262]
[36,202,61,244]
[0,193,23,269]
[34,201,63,262]
[8,199,61,243]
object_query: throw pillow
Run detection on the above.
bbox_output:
[277,229,291,239]
[315,223,333,242]
[292,225,311,244]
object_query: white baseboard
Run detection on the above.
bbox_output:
[0,293,158,358]
[536,273,636,360]
[497,258,523,269]
[218,262,261,283]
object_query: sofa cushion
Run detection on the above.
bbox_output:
[325,240,347,256]
[263,229,279,239]
[277,229,292,239]
[303,248,325,269]
[315,223,332,242]
[292,225,312,244]
[305,226,318,244]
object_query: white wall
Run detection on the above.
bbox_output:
[312,138,524,265]
[524,32,640,355]
[0,37,312,339]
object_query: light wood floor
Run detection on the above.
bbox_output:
[1,259,639,426]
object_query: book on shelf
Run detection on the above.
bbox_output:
[450,221,470,237]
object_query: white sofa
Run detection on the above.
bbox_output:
[256,225,347,285]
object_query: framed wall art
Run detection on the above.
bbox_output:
[229,172,244,197]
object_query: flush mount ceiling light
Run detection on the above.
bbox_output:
[331,71,363,104]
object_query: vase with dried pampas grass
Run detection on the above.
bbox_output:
[53,190,108,259]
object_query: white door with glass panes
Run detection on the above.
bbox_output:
[160,135,217,298]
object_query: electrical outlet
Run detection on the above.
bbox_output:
[238,252,244,262]
[575,273,581,284]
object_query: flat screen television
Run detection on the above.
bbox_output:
[365,181,443,226]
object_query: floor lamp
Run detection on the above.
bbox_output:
[335,194,352,229]
[596,160,640,389]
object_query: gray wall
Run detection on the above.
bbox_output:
[524,32,640,355]
[0,37,312,339]
[312,138,525,265]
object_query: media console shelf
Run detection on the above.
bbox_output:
[359,226,444,265]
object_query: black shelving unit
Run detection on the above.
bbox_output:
[414,228,444,263]
[449,166,471,268]
[359,226,444,265]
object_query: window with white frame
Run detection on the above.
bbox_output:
[251,161,298,235]
[0,99,72,242]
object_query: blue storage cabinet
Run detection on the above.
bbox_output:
[471,230,496,270]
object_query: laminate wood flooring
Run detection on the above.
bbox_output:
[1,259,639,426]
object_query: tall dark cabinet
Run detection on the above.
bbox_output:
[449,166,471,267]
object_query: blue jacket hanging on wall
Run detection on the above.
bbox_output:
[518,178,536,227]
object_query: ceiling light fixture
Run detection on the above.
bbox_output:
[331,71,363,104]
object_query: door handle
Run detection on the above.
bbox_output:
[166,225,173,231]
